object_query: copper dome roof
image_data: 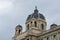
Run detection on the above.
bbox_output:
[27,7,45,21]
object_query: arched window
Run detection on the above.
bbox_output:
[19,30,21,34]
[41,24,44,30]
[27,24,29,30]
[53,35,56,38]
[34,21,37,27]
[47,37,49,40]
[27,39,29,40]
[53,34,57,40]
[40,38,43,40]
[16,29,17,32]
[31,22,32,26]
[31,22,32,24]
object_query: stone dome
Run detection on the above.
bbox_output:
[50,24,58,29]
[26,6,45,21]
[16,25,22,29]
[51,24,57,27]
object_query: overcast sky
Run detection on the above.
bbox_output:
[0,0,60,40]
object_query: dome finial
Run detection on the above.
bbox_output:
[35,6,37,9]
[34,6,38,13]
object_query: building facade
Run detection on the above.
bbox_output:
[13,7,60,40]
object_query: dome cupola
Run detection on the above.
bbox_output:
[26,6,47,32]
[50,24,58,29]
[15,25,22,37]
[16,25,22,29]
[51,24,57,27]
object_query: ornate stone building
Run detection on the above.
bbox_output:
[13,7,60,40]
